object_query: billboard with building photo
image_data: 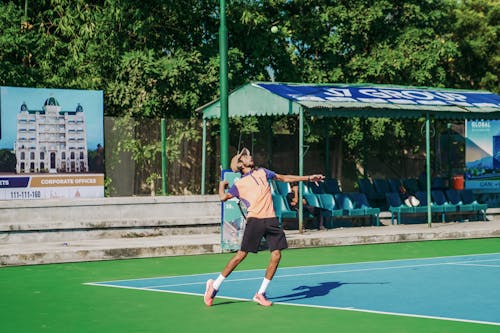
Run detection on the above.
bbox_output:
[465,120,500,191]
[0,86,104,200]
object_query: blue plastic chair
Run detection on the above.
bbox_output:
[388,179,402,193]
[403,178,420,194]
[445,189,480,221]
[307,181,325,194]
[373,179,391,195]
[323,178,341,195]
[431,190,460,221]
[414,191,446,222]
[357,178,385,207]
[460,189,487,221]
[385,192,415,225]
[349,192,381,226]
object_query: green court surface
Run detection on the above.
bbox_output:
[1,238,499,333]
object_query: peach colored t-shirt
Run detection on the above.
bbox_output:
[228,168,276,219]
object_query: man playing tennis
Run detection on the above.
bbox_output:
[204,147,324,306]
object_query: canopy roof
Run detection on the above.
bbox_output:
[200,82,500,120]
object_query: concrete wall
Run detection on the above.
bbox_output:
[0,195,221,233]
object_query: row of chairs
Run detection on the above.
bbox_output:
[358,177,448,209]
[270,180,380,228]
[385,189,487,225]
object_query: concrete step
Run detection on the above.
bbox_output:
[0,195,221,224]
[0,233,222,266]
[1,220,499,267]
[1,196,498,267]
[0,224,220,244]
[0,195,221,243]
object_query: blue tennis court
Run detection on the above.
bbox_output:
[87,253,500,326]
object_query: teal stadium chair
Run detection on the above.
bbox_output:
[272,194,297,227]
[334,193,380,226]
[274,181,291,196]
[303,192,330,227]
[317,193,343,228]
[303,192,322,208]
[269,179,278,194]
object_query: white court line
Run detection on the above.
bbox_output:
[84,252,500,326]
[87,256,500,290]
[272,301,500,327]
[85,252,500,285]
[448,263,500,268]
[84,281,500,327]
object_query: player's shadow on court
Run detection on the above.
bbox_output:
[270,281,387,302]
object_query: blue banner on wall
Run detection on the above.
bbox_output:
[465,120,500,191]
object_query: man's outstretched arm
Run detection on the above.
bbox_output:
[274,174,324,183]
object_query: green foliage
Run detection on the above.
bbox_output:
[449,0,499,92]
[0,0,498,189]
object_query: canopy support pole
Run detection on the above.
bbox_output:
[298,108,304,233]
[324,122,330,178]
[201,118,207,194]
[266,118,273,168]
[161,118,167,195]
[426,113,432,227]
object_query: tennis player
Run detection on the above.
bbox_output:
[204,147,324,306]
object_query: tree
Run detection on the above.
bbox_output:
[449,0,499,93]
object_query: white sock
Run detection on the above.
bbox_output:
[213,274,225,290]
[257,278,271,294]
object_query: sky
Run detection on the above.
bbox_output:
[0,86,104,150]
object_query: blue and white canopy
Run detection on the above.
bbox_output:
[201,82,500,119]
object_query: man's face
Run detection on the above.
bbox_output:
[238,153,254,169]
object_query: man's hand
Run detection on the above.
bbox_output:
[219,180,232,201]
[308,174,325,183]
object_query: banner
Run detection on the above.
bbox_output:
[258,83,500,108]
[0,86,104,200]
[465,120,500,191]
[0,174,104,200]
[220,170,245,252]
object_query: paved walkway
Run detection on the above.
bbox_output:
[1,218,499,267]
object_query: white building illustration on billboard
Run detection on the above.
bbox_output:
[14,96,88,174]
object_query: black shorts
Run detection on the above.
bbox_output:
[240,217,288,253]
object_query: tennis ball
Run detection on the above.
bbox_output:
[271,26,279,34]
